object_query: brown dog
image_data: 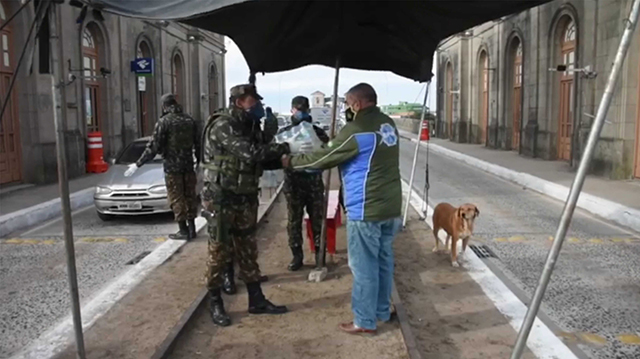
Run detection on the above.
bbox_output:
[432,203,479,267]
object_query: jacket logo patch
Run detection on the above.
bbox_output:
[378,123,398,147]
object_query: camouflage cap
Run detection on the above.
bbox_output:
[161,93,177,105]
[229,84,263,101]
[291,96,310,111]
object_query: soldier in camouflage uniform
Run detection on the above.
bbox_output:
[126,93,200,240]
[279,96,329,271]
[200,84,290,327]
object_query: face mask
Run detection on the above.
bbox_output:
[292,111,310,125]
[246,102,265,121]
[345,108,354,122]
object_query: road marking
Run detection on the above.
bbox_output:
[588,238,604,244]
[508,235,526,242]
[13,182,284,359]
[10,219,207,359]
[18,205,94,237]
[402,180,579,359]
[3,238,57,245]
[153,237,167,242]
[618,334,640,345]
[578,332,607,346]
[568,237,581,243]
[495,237,508,242]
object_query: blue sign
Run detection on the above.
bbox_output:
[130,58,154,75]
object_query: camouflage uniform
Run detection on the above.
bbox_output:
[280,122,329,251]
[201,102,287,290]
[136,104,200,222]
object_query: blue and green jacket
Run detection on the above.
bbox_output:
[290,106,401,221]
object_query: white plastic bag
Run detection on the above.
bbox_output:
[275,121,324,154]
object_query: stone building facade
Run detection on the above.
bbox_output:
[0,1,226,185]
[436,0,640,179]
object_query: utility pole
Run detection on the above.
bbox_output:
[49,1,86,357]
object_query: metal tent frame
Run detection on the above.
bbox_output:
[1,0,638,357]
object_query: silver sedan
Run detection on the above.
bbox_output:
[94,137,202,221]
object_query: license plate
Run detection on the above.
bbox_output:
[118,202,142,210]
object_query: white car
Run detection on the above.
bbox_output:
[94,137,202,221]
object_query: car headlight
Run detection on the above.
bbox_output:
[95,186,112,195]
[148,185,167,194]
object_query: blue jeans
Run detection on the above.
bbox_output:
[347,217,401,330]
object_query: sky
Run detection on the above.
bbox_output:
[224,38,438,115]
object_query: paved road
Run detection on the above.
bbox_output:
[0,171,284,358]
[0,207,175,357]
[398,137,640,359]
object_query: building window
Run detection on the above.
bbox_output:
[137,40,155,136]
[209,62,219,114]
[82,26,101,133]
[557,18,576,161]
[171,52,184,104]
[512,40,523,150]
[477,51,489,144]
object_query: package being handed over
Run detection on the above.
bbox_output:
[274,121,324,154]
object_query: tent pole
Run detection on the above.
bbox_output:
[317,58,340,269]
[50,2,86,358]
[510,0,640,357]
[402,83,429,227]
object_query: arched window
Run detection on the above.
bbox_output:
[512,40,523,150]
[445,62,454,138]
[82,26,102,133]
[557,19,576,161]
[0,0,22,184]
[477,51,489,144]
[209,62,219,115]
[136,40,155,136]
[171,52,185,104]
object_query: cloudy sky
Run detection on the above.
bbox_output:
[224,38,438,114]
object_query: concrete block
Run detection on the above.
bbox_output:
[308,267,328,283]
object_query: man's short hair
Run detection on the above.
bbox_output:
[161,93,177,106]
[346,83,377,105]
[291,96,310,112]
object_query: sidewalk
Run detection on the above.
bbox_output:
[0,174,105,237]
[399,129,640,232]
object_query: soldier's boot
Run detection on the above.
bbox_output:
[247,282,288,315]
[208,288,231,327]
[222,262,237,295]
[188,219,197,239]
[314,245,326,269]
[259,275,269,282]
[287,246,304,271]
[169,221,189,240]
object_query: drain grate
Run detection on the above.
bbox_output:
[469,244,498,259]
[126,251,151,265]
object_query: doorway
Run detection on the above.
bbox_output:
[558,21,576,161]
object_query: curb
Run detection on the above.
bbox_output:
[401,180,580,359]
[0,187,95,238]
[150,181,284,359]
[391,284,422,359]
[400,133,640,234]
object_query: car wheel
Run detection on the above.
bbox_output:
[97,211,114,221]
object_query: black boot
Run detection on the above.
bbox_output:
[314,246,326,268]
[259,275,269,282]
[222,262,237,295]
[287,246,304,271]
[188,219,197,239]
[208,288,231,327]
[247,282,287,315]
[169,221,189,239]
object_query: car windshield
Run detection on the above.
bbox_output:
[116,141,162,164]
